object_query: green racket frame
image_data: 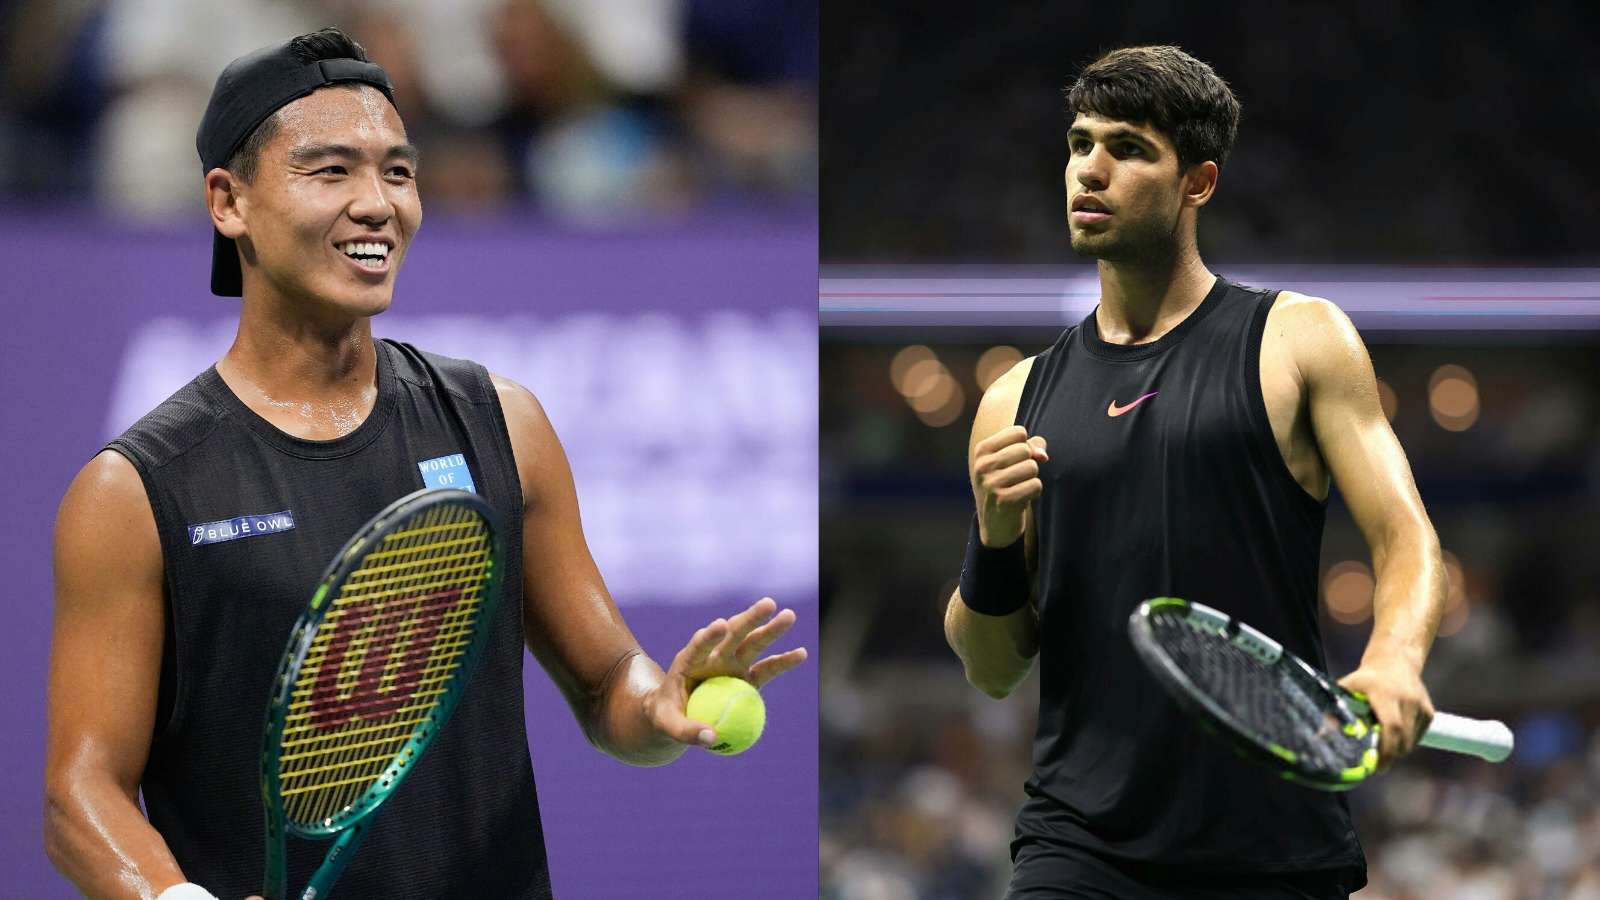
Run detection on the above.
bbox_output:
[260,488,504,900]
[1129,597,1512,791]
[1128,597,1379,790]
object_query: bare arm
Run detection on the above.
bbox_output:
[944,358,1042,699]
[44,451,188,899]
[1285,295,1444,765]
[492,375,805,766]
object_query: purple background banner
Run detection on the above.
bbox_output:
[0,212,819,898]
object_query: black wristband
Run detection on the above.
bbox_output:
[958,516,1030,616]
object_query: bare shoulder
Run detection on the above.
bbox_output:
[1267,290,1357,332]
[1266,291,1368,381]
[490,371,542,420]
[969,356,1038,454]
[55,449,162,602]
[58,450,155,539]
[488,372,570,503]
[489,372,563,442]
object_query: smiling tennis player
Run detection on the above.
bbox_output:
[945,46,1444,898]
[43,28,805,900]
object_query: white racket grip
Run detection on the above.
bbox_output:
[1420,712,1513,762]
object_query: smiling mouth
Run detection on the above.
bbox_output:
[337,240,391,271]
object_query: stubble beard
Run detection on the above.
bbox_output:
[1069,210,1180,268]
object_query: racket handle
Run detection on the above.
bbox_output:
[1420,712,1513,762]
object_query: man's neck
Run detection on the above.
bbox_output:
[215,293,380,439]
[1094,248,1216,346]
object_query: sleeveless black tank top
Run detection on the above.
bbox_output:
[106,339,551,899]
[1013,277,1365,882]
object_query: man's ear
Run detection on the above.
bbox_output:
[204,167,248,239]
[1183,160,1219,210]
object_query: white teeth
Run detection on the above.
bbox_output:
[339,241,389,260]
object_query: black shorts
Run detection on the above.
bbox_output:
[1006,838,1357,900]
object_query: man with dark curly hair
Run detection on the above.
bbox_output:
[947,45,1443,898]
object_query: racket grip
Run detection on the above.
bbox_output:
[1419,712,1513,762]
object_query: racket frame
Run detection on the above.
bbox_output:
[1128,597,1381,791]
[260,488,504,900]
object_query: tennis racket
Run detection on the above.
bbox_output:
[1128,597,1513,791]
[260,488,504,899]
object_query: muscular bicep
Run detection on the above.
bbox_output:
[1294,300,1431,551]
[47,450,166,797]
[491,374,639,713]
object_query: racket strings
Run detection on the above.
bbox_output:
[278,504,492,826]
[1153,615,1367,775]
[283,508,480,822]
[286,589,479,706]
[296,506,479,812]
[295,544,483,727]
[287,652,471,733]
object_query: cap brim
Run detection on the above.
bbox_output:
[210,228,243,297]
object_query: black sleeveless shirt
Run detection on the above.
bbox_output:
[1013,277,1365,883]
[106,339,551,899]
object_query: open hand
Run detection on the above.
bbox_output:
[645,597,808,747]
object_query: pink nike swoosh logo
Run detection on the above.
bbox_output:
[1107,391,1159,417]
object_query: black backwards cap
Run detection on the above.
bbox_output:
[196,33,397,297]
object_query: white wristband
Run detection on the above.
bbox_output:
[156,884,220,900]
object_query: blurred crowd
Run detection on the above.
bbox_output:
[820,0,1598,264]
[820,667,1600,900]
[821,338,1600,898]
[0,0,816,220]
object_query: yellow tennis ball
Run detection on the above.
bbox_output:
[686,676,766,755]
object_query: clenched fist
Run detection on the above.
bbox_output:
[970,425,1048,548]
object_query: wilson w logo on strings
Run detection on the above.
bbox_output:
[287,520,494,734]
[281,517,491,746]
[304,587,465,730]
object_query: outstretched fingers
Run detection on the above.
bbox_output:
[748,647,808,689]
[723,597,779,643]
[672,617,730,675]
[735,606,797,667]
[672,598,807,686]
